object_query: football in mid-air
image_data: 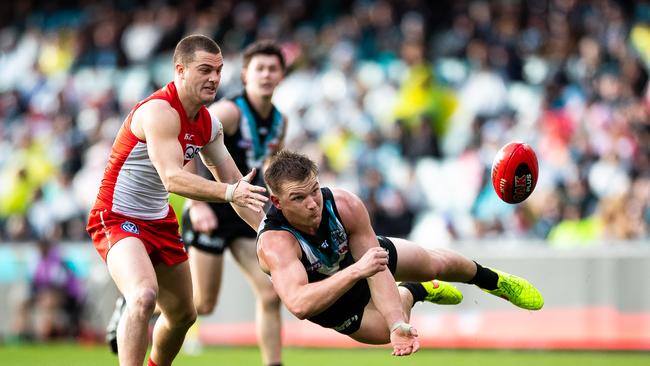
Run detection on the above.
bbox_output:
[491,142,538,204]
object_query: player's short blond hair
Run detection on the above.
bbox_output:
[265,150,319,194]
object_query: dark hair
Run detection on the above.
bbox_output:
[242,40,286,70]
[173,34,221,66]
[265,150,319,194]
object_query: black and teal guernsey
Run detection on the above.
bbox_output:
[227,92,284,187]
[182,92,284,254]
[258,187,398,334]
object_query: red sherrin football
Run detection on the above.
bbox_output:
[491,142,538,204]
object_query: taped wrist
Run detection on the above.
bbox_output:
[390,321,412,334]
[225,183,236,202]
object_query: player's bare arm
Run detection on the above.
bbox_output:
[199,120,266,228]
[183,158,218,234]
[131,99,265,212]
[181,104,231,234]
[132,99,226,200]
[333,188,407,327]
[333,188,419,356]
[258,230,386,319]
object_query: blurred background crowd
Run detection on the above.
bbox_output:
[1,0,649,251]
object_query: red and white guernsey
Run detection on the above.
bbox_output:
[93,82,220,220]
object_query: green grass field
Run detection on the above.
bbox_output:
[0,344,649,366]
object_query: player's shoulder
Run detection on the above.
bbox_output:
[208,97,238,111]
[258,229,300,255]
[135,98,179,122]
[329,187,365,219]
[208,98,240,133]
[330,187,361,206]
[259,228,297,244]
[258,229,302,272]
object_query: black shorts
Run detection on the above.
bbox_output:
[307,236,398,335]
[182,203,256,255]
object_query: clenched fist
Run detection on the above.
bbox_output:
[353,246,389,279]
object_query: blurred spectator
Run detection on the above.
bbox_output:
[12,236,84,341]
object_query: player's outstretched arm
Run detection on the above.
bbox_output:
[199,120,266,229]
[133,100,266,212]
[257,230,388,319]
[183,158,218,234]
[333,188,419,356]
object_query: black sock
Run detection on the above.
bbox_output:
[267,364,282,366]
[399,282,428,303]
[468,261,499,290]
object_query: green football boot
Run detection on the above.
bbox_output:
[422,280,463,305]
[483,269,544,310]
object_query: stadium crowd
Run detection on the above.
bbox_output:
[0,0,648,247]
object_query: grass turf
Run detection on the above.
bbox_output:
[0,344,648,366]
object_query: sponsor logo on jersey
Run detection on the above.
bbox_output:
[121,221,139,234]
[331,228,348,254]
[306,261,322,272]
[184,144,201,160]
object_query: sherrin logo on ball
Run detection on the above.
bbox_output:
[491,141,538,204]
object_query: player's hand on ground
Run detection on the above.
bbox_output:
[189,201,218,233]
[390,323,420,356]
[354,247,389,278]
[232,171,268,212]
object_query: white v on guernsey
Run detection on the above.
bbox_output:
[93,82,220,220]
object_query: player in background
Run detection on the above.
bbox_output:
[182,40,287,366]
[87,35,267,366]
[257,151,544,357]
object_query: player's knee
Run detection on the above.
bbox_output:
[180,307,198,327]
[169,305,197,328]
[195,299,216,315]
[427,249,457,276]
[258,287,281,311]
[127,287,157,320]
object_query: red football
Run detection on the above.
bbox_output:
[491,142,538,204]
